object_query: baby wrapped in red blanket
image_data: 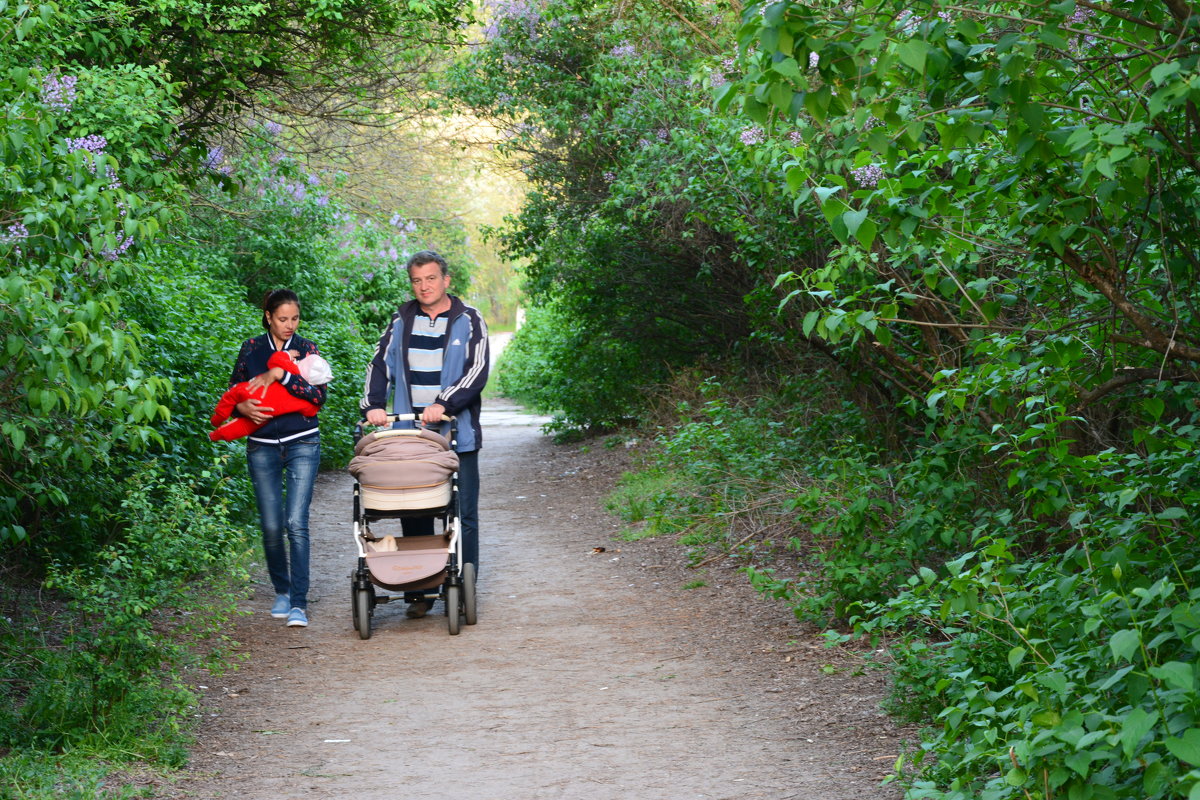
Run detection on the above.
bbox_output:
[209,350,333,441]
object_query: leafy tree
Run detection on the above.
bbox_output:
[727,0,1199,430]
[450,0,830,428]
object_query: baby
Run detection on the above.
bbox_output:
[209,350,333,441]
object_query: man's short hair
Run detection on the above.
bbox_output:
[407,250,448,277]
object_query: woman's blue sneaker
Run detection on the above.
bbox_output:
[271,594,290,618]
[286,607,308,627]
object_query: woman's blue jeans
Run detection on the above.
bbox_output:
[247,436,321,609]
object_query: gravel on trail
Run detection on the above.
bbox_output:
[160,400,904,800]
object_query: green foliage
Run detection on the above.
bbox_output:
[451,0,825,432]
[710,5,1200,794]
[1,462,248,761]
[1,0,477,791]
[498,303,652,433]
[0,752,149,800]
[607,466,695,541]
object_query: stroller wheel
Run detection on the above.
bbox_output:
[446,584,461,636]
[462,563,478,626]
[354,586,372,640]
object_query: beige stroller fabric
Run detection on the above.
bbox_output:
[349,428,460,511]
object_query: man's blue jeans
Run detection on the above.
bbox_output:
[400,449,479,571]
[247,436,321,609]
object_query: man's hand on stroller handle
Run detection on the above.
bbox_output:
[419,403,447,426]
[364,408,450,427]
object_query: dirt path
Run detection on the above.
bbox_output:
[164,401,903,799]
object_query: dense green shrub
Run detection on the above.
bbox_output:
[1,463,248,760]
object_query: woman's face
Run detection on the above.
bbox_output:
[266,302,300,344]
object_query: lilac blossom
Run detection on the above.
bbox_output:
[483,0,540,41]
[787,130,804,146]
[100,235,134,261]
[739,126,766,146]
[656,128,669,142]
[264,121,283,136]
[41,74,77,111]
[808,52,819,69]
[2,222,29,243]
[66,135,108,173]
[1070,6,1096,24]
[610,43,637,59]
[851,163,885,188]
[637,137,652,149]
[205,146,225,169]
[603,171,616,182]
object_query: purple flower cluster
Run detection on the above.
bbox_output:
[808,52,819,69]
[864,115,883,130]
[610,43,637,59]
[1069,6,1096,24]
[603,170,616,183]
[637,137,652,149]
[2,222,29,250]
[41,74,78,111]
[389,215,418,235]
[787,130,804,146]
[264,121,283,136]
[483,0,541,41]
[656,128,669,142]
[101,235,134,261]
[739,126,766,146]
[2,222,28,258]
[851,163,885,188]
[205,146,225,169]
[66,135,108,173]
[67,134,107,154]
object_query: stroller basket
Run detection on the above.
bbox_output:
[362,534,450,589]
[349,428,460,512]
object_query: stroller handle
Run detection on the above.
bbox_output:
[374,412,454,424]
[355,413,458,441]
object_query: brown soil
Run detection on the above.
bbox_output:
[157,401,905,800]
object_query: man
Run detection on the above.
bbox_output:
[361,250,489,618]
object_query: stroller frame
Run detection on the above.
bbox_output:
[349,414,477,638]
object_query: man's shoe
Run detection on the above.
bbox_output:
[271,594,290,618]
[286,607,308,627]
[405,600,429,619]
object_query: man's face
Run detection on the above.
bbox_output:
[409,261,451,310]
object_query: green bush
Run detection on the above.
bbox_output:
[1,463,248,759]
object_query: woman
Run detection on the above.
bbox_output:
[227,289,326,628]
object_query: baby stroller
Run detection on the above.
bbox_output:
[348,414,477,638]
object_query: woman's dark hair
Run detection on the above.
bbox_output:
[262,289,300,329]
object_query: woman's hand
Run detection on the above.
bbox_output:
[236,397,275,425]
[246,367,286,396]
